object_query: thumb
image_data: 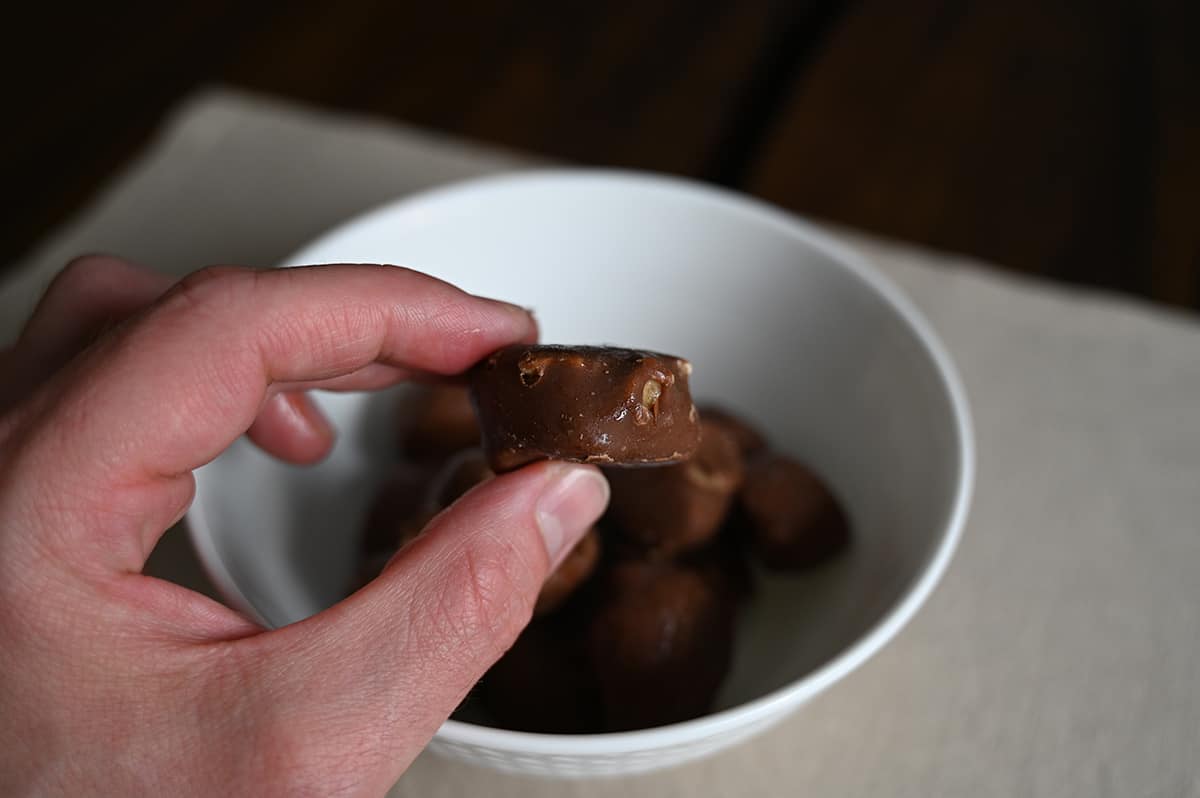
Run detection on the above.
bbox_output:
[241,461,608,782]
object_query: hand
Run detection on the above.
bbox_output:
[0,256,609,796]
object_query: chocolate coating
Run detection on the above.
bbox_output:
[483,617,602,734]
[469,345,701,472]
[700,405,767,457]
[428,448,494,510]
[740,455,850,570]
[588,559,736,731]
[605,419,745,557]
[397,384,481,462]
[535,527,601,617]
[352,511,433,591]
[682,530,756,605]
[360,463,436,555]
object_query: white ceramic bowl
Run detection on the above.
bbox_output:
[187,170,973,778]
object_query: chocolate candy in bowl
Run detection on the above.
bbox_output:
[398,384,481,462]
[482,613,602,734]
[739,454,851,571]
[604,419,745,557]
[700,405,768,458]
[358,462,436,556]
[427,448,495,509]
[534,527,601,617]
[587,559,738,733]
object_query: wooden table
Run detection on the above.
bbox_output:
[6,0,1198,307]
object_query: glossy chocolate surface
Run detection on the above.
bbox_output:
[470,345,701,472]
[740,454,850,570]
[587,559,736,731]
[699,404,767,457]
[605,419,745,556]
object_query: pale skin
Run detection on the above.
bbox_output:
[0,256,609,796]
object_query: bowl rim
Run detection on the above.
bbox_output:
[187,167,975,756]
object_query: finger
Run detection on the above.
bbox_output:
[266,361,487,394]
[2,256,350,465]
[245,392,336,465]
[17,258,428,464]
[2,255,170,404]
[18,255,170,355]
[14,264,535,572]
[248,360,499,462]
[4,256,391,466]
[245,365,419,463]
[267,362,414,395]
[241,462,608,785]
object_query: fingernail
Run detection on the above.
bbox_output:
[493,298,529,316]
[280,392,334,441]
[535,465,609,565]
[479,296,536,330]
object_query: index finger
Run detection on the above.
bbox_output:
[13,264,534,570]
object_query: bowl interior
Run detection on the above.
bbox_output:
[191,171,964,722]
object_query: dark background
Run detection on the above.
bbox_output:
[6,1,1199,308]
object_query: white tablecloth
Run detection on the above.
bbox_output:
[4,89,1198,798]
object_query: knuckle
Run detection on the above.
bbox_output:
[167,264,250,306]
[261,296,376,372]
[151,265,256,331]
